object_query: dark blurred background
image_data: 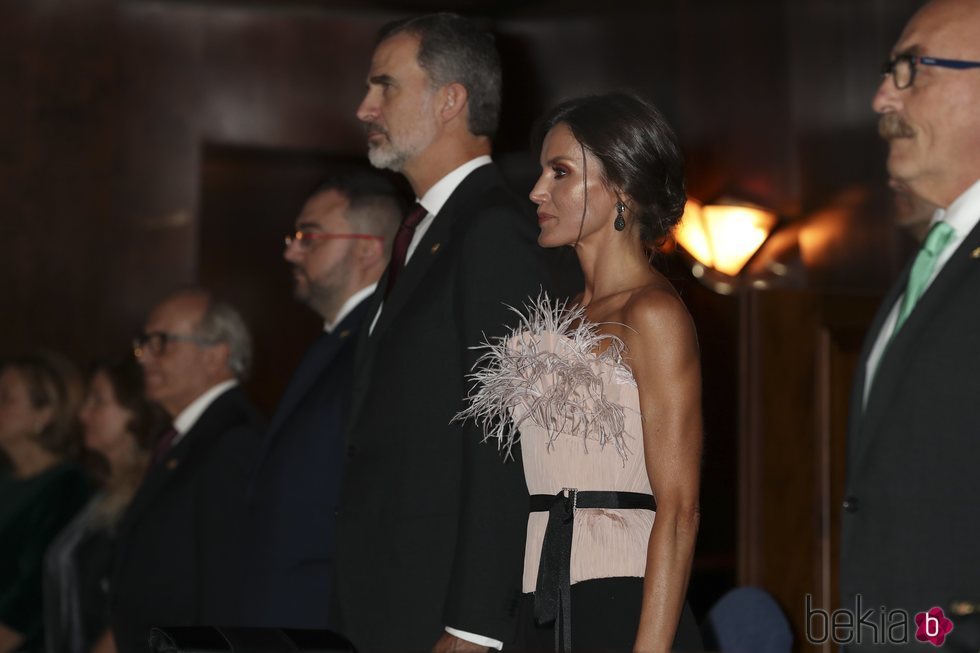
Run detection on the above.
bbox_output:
[0,1,927,650]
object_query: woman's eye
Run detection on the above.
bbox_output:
[552,166,568,179]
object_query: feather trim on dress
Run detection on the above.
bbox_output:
[454,292,636,462]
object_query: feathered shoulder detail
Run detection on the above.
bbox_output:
[454,292,635,461]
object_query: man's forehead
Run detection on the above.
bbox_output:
[297,189,349,226]
[369,33,422,77]
[147,295,205,331]
[898,0,980,57]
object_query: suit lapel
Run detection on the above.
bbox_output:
[121,388,243,535]
[346,222,450,435]
[348,166,498,431]
[846,260,911,463]
[266,332,334,436]
[854,219,980,470]
[369,208,452,340]
[256,301,368,468]
[346,288,387,439]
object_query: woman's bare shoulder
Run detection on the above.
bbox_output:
[622,282,692,335]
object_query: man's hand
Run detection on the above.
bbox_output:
[432,632,490,653]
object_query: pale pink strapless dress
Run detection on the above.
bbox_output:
[458,295,655,593]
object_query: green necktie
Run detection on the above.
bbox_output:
[893,220,956,335]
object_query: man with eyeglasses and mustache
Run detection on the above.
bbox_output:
[111,289,264,653]
[236,172,401,629]
[841,1,980,650]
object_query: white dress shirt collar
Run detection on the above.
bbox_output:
[863,178,980,406]
[368,155,493,336]
[406,155,492,265]
[171,379,238,446]
[325,282,377,333]
[417,155,493,217]
[931,178,980,242]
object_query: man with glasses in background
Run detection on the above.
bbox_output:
[236,172,401,629]
[842,1,980,649]
[111,289,263,652]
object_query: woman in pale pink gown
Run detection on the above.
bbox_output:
[459,92,702,653]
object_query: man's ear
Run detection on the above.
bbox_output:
[205,341,232,378]
[356,237,385,266]
[439,82,469,123]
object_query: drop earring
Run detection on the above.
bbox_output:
[614,201,626,231]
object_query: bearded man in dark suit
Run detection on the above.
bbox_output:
[238,172,401,627]
[842,1,980,650]
[336,13,571,653]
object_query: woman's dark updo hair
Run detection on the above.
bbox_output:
[90,357,169,451]
[534,92,686,245]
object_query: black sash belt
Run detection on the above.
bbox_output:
[530,489,656,653]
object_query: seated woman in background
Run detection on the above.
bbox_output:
[44,357,168,653]
[0,352,92,653]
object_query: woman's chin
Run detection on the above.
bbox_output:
[537,232,564,249]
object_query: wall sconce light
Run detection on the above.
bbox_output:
[675,199,779,292]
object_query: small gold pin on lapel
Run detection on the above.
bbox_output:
[166,459,179,471]
[971,247,980,259]
[430,243,441,254]
[339,329,351,339]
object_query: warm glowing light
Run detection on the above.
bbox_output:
[675,200,777,276]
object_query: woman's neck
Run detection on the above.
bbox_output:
[4,439,60,479]
[104,441,149,491]
[576,233,656,307]
[95,447,150,526]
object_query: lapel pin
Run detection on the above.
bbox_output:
[339,329,351,339]
[166,459,179,471]
[430,243,441,254]
[971,247,980,259]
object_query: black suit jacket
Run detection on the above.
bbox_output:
[110,386,263,653]
[336,164,571,652]
[238,301,370,628]
[842,216,980,651]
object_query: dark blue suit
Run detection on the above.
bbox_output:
[238,299,370,628]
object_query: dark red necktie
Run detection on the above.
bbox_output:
[152,427,179,464]
[384,202,428,298]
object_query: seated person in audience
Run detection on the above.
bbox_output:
[0,352,91,653]
[44,357,169,653]
[110,289,264,653]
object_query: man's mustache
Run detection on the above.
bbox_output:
[364,123,388,138]
[879,113,915,140]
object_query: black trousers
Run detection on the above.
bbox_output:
[512,577,703,653]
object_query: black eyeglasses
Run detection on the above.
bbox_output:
[882,53,980,90]
[133,331,216,358]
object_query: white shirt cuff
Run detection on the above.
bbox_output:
[445,627,504,650]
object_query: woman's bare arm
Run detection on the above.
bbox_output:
[623,289,703,653]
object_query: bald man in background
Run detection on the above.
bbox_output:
[841,1,980,650]
[112,290,263,652]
